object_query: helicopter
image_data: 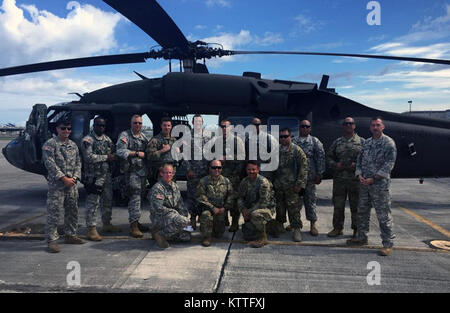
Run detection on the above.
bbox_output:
[1,0,450,180]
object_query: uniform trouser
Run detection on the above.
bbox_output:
[152,209,190,241]
[275,185,303,229]
[303,180,318,222]
[357,179,395,248]
[332,177,359,230]
[85,173,113,227]
[126,172,147,224]
[199,210,225,238]
[249,209,273,235]
[46,184,79,243]
[186,177,201,216]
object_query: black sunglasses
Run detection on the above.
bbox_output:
[59,127,72,131]
[94,124,106,127]
[343,122,355,126]
[133,122,142,125]
[300,125,311,128]
[211,166,223,170]
[279,135,290,139]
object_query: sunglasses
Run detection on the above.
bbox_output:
[343,122,355,126]
[252,123,261,126]
[279,135,290,139]
[300,125,311,128]
[220,125,229,129]
[94,124,106,127]
[59,127,72,131]
[211,166,223,170]
[133,122,142,125]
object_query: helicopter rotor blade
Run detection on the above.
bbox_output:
[0,53,151,77]
[230,51,450,65]
[103,0,189,52]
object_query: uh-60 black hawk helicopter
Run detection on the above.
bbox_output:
[1,0,450,182]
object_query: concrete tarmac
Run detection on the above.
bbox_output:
[0,141,449,293]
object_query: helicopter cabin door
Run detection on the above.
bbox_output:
[23,103,51,167]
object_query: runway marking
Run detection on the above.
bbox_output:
[399,206,450,238]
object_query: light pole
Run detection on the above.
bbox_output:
[408,100,412,113]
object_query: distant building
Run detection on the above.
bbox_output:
[402,109,450,120]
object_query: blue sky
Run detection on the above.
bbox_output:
[0,0,449,125]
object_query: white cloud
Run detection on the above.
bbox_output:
[205,0,230,8]
[253,32,284,46]
[290,13,324,37]
[0,0,123,67]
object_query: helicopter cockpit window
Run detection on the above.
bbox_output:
[268,117,300,137]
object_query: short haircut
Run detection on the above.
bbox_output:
[192,114,203,123]
[246,160,260,168]
[159,163,174,173]
[161,117,172,124]
[131,114,141,121]
[209,159,223,167]
[56,118,71,127]
[94,116,106,124]
[220,119,230,125]
[371,116,383,122]
[280,127,291,135]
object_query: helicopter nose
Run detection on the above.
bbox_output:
[2,138,26,170]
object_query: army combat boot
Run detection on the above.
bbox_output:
[346,237,368,246]
[101,223,121,233]
[130,221,143,238]
[87,226,102,241]
[47,241,60,253]
[64,235,86,244]
[250,230,268,248]
[293,228,302,242]
[137,222,149,232]
[152,230,169,249]
[380,247,393,256]
[310,221,319,236]
[327,228,343,237]
[202,235,212,247]
[228,215,239,232]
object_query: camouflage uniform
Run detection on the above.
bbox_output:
[327,134,365,231]
[245,131,278,181]
[355,134,397,248]
[196,175,233,238]
[148,180,190,241]
[273,143,308,229]
[293,135,325,222]
[182,130,212,216]
[237,174,275,239]
[42,137,81,243]
[81,131,115,227]
[116,130,149,224]
[146,132,178,184]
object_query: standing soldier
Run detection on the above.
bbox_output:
[274,127,308,242]
[42,118,84,253]
[146,117,179,186]
[238,161,276,248]
[183,114,211,230]
[216,119,245,232]
[326,117,365,238]
[81,117,120,242]
[293,120,325,236]
[116,115,150,238]
[347,117,397,256]
[196,160,233,247]
[148,164,191,249]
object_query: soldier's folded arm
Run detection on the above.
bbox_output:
[146,139,162,159]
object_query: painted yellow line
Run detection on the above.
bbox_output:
[400,206,450,238]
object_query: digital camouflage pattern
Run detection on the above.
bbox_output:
[182,131,212,215]
[237,174,275,238]
[355,134,397,248]
[146,132,179,182]
[116,129,149,223]
[42,136,81,242]
[81,131,115,227]
[273,143,307,229]
[293,135,325,222]
[148,180,190,241]
[327,133,365,230]
[196,175,233,238]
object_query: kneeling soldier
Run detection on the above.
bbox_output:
[196,160,234,247]
[238,161,275,248]
[148,164,190,249]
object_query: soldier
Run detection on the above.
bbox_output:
[116,115,150,238]
[273,127,308,242]
[42,118,84,253]
[215,119,245,232]
[148,163,191,249]
[146,117,179,186]
[326,117,365,238]
[183,114,212,230]
[238,161,276,248]
[292,120,325,236]
[196,160,233,247]
[347,117,397,257]
[81,117,120,242]
[245,117,278,181]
